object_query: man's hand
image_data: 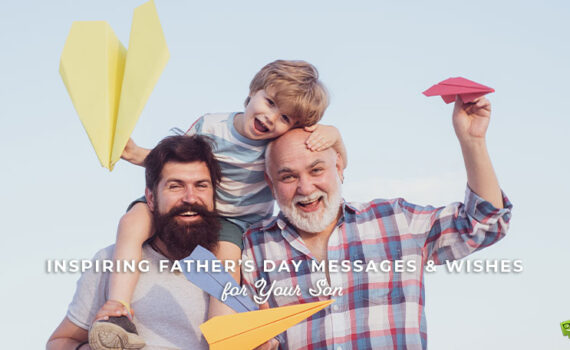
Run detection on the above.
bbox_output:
[254,338,279,350]
[452,96,491,144]
[93,300,132,322]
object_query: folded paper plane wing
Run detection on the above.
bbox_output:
[200,299,334,350]
[422,77,494,104]
[181,245,258,313]
[59,0,169,170]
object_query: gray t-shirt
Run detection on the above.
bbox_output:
[67,244,209,350]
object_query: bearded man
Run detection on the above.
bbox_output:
[47,135,231,350]
[242,98,513,349]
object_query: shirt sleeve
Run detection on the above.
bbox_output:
[66,248,112,330]
[185,115,205,136]
[218,218,244,250]
[398,186,513,264]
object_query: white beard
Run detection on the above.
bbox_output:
[276,176,342,233]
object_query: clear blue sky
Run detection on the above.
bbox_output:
[1,0,569,348]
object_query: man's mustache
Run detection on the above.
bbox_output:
[165,203,215,219]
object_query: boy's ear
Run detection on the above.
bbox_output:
[145,188,156,212]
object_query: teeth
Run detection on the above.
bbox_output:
[180,211,197,216]
[298,197,320,205]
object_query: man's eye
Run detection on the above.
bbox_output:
[169,184,182,190]
[281,175,295,182]
[312,168,323,174]
[197,183,209,189]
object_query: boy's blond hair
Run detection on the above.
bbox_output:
[246,60,329,126]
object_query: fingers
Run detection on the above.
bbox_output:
[304,124,318,132]
[305,132,332,151]
[254,338,279,350]
[93,301,130,322]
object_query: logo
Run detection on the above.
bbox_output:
[561,320,570,337]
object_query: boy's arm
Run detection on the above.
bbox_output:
[452,97,503,208]
[304,124,348,169]
[121,138,151,167]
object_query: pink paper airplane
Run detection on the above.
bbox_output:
[422,77,494,104]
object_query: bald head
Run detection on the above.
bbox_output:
[265,129,337,179]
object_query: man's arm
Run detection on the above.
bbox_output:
[46,317,89,350]
[453,97,503,208]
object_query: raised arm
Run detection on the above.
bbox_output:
[121,138,151,167]
[452,97,503,208]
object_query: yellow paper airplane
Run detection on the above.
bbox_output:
[200,299,334,350]
[59,0,169,170]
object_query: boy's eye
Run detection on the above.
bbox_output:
[281,115,290,123]
[266,98,275,106]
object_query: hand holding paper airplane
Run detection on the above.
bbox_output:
[422,77,494,104]
[59,0,169,170]
[200,299,334,350]
[182,246,335,349]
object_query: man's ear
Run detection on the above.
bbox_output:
[145,187,156,212]
[264,172,277,198]
[335,153,344,183]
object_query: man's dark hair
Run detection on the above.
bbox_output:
[144,135,221,193]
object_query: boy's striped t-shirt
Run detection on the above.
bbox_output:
[186,112,274,230]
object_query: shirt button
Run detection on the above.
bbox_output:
[337,346,343,350]
[332,304,339,312]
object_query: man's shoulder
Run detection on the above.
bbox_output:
[89,244,115,261]
[344,197,406,214]
[244,216,281,238]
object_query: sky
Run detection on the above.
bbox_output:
[1,0,569,349]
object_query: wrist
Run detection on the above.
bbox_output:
[458,136,486,150]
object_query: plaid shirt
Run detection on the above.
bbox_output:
[242,186,512,350]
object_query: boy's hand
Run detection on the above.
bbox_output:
[304,125,339,152]
[452,96,491,144]
[121,138,138,163]
[93,300,132,322]
[121,138,150,166]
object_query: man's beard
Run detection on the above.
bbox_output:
[276,175,342,233]
[151,202,220,260]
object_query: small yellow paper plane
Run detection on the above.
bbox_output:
[59,0,169,170]
[200,299,334,350]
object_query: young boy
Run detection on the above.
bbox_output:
[89,60,347,349]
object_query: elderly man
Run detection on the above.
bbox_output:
[242,98,512,349]
[47,135,241,350]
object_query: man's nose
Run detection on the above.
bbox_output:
[181,188,198,204]
[296,175,315,196]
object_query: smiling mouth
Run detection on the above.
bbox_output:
[178,211,198,217]
[296,196,323,211]
[254,118,269,133]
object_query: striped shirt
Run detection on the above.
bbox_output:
[186,112,274,230]
[242,186,512,350]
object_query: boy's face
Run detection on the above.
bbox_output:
[241,88,296,140]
